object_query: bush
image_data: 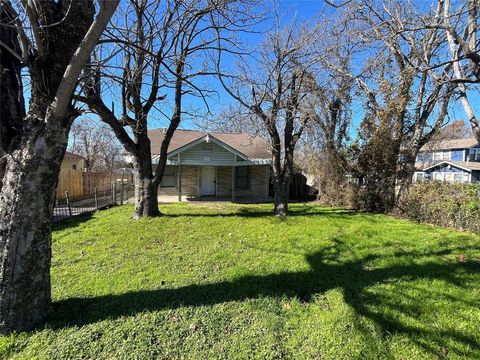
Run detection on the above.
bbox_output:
[399,181,480,235]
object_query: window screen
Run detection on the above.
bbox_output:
[161,166,177,188]
[235,166,250,190]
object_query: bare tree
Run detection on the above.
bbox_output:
[440,120,472,139]
[69,122,124,172]
[0,0,119,334]
[335,1,455,209]
[78,0,257,218]
[418,0,480,142]
[218,21,320,216]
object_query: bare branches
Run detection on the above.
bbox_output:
[53,0,120,120]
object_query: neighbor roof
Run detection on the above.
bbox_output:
[419,137,479,151]
[148,129,271,160]
[64,151,84,160]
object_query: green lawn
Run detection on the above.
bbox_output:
[2,203,480,359]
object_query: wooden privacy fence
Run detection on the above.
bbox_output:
[56,170,134,200]
[56,169,83,198]
[83,171,117,194]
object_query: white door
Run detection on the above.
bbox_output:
[201,166,216,195]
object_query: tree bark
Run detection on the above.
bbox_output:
[0,0,118,334]
[0,112,71,333]
[271,148,292,217]
[273,181,290,216]
[132,151,160,219]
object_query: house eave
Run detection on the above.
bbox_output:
[422,161,472,173]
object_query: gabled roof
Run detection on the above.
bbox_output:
[420,137,479,151]
[167,134,249,160]
[64,151,84,160]
[421,160,480,172]
[148,128,271,160]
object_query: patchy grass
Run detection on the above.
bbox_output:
[1,203,480,359]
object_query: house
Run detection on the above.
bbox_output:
[61,151,84,172]
[56,151,85,198]
[149,129,272,201]
[414,137,480,183]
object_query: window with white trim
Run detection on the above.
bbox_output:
[433,151,443,161]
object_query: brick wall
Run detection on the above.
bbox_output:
[216,166,232,196]
[158,165,199,197]
[182,166,199,197]
[237,165,269,199]
[216,165,269,199]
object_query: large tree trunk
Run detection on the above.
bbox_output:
[0,113,71,334]
[132,153,160,219]
[0,0,118,334]
[272,149,292,217]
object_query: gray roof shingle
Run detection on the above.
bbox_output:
[420,137,479,151]
[148,128,271,160]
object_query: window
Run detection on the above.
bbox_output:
[451,150,463,161]
[454,174,465,183]
[235,166,250,190]
[468,148,480,161]
[415,172,425,182]
[433,151,443,161]
[444,173,454,183]
[161,166,177,188]
[72,164,77,170]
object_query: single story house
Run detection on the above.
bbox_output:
[149,129,272,201]
[414,137,480,183]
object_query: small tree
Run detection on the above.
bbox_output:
[219,22,319,216]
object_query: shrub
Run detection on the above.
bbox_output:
[399,181,480,235]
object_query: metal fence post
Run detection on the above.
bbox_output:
[94,187,98,209]
[120,172,125,205]
[113,181,117,204]
[65,191,72,218]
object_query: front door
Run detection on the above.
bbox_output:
[200,166,216,196]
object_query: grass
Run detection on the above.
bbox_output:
[1,202,480,359]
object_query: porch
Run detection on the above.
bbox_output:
[158,164,271,203]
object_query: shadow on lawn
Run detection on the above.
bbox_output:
[164,204,361,219]
[49,240,480,357]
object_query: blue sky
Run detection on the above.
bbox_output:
[68,0,478,140]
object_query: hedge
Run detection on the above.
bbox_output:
[400,181,480,235]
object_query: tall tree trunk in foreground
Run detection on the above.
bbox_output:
[0,0,119,334]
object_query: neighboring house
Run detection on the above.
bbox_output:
[148,129,272,201]
[56,151,85,198]
[61,151,84,172]
[414,137,480,183]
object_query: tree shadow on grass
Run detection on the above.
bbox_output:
[48,241,480,358]
[164,204,361,219]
